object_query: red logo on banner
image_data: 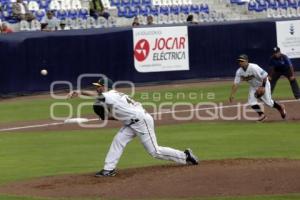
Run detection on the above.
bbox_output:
[134,39,150,62]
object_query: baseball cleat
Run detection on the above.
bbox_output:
[184,149,199,165]
[95,169,116,177]
[279,104,287,119]
[257,114,267,122]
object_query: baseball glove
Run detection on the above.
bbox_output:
[255,87,265,98]
[93,96,107,120]
[93,102,106,120]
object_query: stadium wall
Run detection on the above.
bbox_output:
[0,20,299,95]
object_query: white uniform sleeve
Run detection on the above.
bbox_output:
[253,64,268,80]
[102,92,114,105]
[234,70,241,84]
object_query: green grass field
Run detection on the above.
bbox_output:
[0,79,295,123]
[0,78,299,200]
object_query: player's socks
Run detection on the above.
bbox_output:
[251,105,264,116]
[273,101,282,110]
[273,101,286,119]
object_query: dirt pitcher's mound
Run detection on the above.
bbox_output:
[1,159,300,199]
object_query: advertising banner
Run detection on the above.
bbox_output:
[133,26,189,72]
[276,20,300,58]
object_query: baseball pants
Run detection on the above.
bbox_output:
[248,80,274,107]
[270,69,300,99]
[103,113,187,170]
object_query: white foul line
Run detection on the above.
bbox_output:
[0,99,298,132]
[0,122,65,132]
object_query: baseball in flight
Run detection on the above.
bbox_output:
[41,69,48,76]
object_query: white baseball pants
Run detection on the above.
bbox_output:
[103,113,187,170]
[248,80,274,107]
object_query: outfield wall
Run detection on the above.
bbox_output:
[0,19,299,95]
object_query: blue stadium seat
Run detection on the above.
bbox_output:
[121,0,131,6]
[268,0,278,9]
[68,9,78,19]
[236,0,247,5]
[138,5,149,16]
[38,0,51,10]
[131,0,141,6]
[111,0,120,6]
[159,6,169,15]
[78,8,89,19]
[0,0,9,6]
[248,1,257,11]
[1,3,18,23]
[56,9,67,20]
[190,4,200,14]
[256,0,268,11]
[149,6,159,15]
[5,2,13,11]
[231,0,247,5]
[127,5,138,17]
[3,14,19,23]
[142,0,151,6]
[180,5,190,14]
[200,3,209,14]
[278,0,288,9]
[170,5,179,14]
[287,0,298,9]
[117,6,127,17]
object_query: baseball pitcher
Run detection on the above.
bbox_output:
[69,77,199,177]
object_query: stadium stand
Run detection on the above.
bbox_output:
[0,0,300,31]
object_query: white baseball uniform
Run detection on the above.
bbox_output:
[234,63,274,107]
[101,90,187,171]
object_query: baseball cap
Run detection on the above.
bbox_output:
[272,46,280,54]
[237,54,249,62]
[93,77,113,89]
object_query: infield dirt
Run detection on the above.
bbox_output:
[1,159,300,199]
